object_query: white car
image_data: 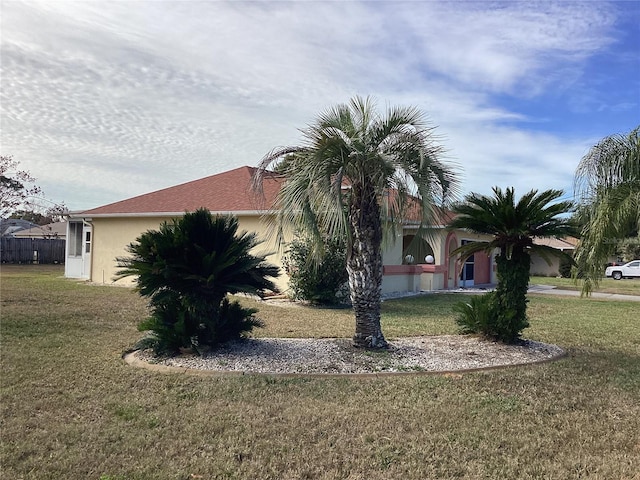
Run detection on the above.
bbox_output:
[605,260,640,280]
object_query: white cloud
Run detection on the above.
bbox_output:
[396,1,616,94]
[0,0,626,210]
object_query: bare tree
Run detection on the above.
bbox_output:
[1,155,67,220]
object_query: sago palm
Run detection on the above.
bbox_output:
[117,209,279,301]
[116,209,280,353]
[573,126,640,294]
[254,96,458,348]
[449,187,575,342]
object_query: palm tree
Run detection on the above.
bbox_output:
[449,187,575,342]
[254,96,458,348]
[573,126,640,294]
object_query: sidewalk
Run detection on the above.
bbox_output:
[528,284,640,302]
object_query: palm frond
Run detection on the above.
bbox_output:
[573,125,640,294]
[254,95,459,257]
[575,125,640,202]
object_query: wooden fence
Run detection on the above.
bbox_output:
[0,238,66,264]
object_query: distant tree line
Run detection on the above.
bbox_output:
[1,155,67,223]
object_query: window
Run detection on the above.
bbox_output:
[68,222,83,257]
[460,240,474,281]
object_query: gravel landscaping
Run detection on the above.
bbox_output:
[130,335,565,375]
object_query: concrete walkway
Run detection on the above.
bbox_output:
[528,284,640,302]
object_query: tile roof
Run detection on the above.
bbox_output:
[77,164,457,227]
[532,236,579,250]
[78,166,283,216]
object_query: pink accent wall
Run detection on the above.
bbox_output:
[419,264,447,274]
[383,265,423,275]
[474,252,491,284]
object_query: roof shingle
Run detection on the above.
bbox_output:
[79,166,282,216]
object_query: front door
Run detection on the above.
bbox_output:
[460,240,474,287]
[82,223,92,279]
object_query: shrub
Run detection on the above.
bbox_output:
[453,291,527,343]
[195,297,262,350]
[453,292,495,336]
[116,209,279,355]
[559,255,573,278]
[617,236,640,261]
[283,234,349,305]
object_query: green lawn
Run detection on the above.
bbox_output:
[531,274,640,296]
[2,265,639,479]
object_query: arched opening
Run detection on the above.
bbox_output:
[402,234,434,264]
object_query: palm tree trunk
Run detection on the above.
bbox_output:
[493,249,531,342]
[348,181,388,349]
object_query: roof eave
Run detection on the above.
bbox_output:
[67,210,273,219]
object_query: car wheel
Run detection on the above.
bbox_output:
[612,271,623,280]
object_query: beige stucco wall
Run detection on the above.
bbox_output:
[86,214,504,296]
[530,254,561,277]
[419,271,446,291]
[88,214,290,292]
[381,271,421,293]
[430,230,448,265]
[87,214,450,295]
[381,232,404,265]
[90,216,173,285]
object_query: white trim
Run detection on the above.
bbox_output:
[401,223,449,230]
[67,210,270,219]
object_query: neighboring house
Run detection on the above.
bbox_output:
[0,219,39,237]
[13,222,67,239]
[530,237,578,276]
[1,220,66,264]
[65,166,496,293]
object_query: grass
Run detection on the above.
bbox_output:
[1,265,639,479]
[249,293,461,339]
[531,275,640,296]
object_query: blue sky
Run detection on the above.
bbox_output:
[2,0,639,211]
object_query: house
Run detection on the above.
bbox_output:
[0,219,39,237]
[65,166,283,284]
[530,236,578,277]
[1,220,66,264]
[12,222,67,239]
[65,166,497,293]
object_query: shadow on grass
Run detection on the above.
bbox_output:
[560,347,640,392]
